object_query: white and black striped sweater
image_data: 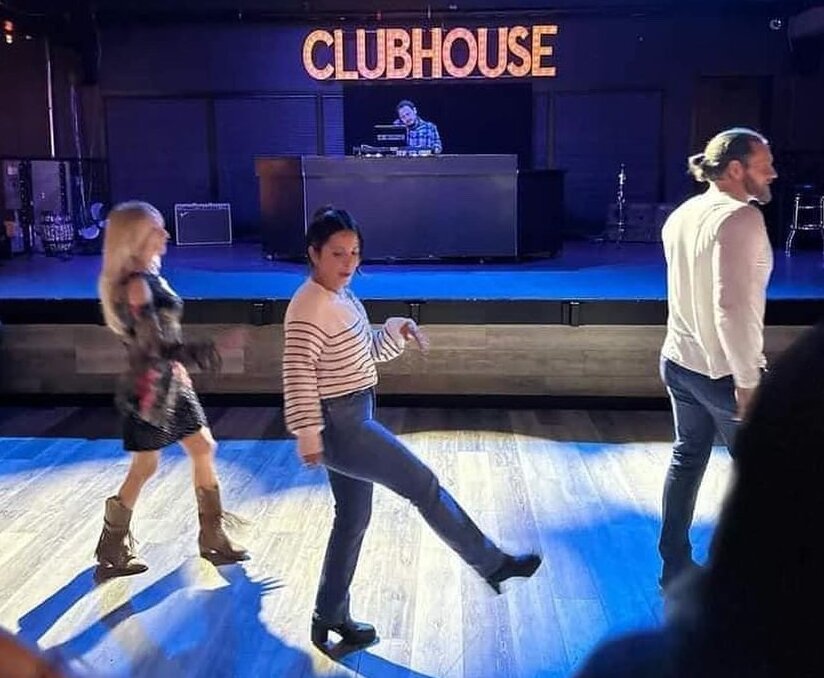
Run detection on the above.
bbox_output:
[283,278,408,439]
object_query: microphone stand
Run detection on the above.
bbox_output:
[615,164,626,244]
[593,163,627,244]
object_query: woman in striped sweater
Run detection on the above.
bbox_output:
[283,207,542,654]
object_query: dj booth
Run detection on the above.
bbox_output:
[256,155,562,261]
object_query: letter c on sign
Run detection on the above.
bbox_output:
[303,30,334,80]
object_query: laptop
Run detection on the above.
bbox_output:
[373,124,407,147]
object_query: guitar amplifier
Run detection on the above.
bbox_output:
[174,203,232,245]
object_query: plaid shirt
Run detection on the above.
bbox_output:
[393,117,443,154]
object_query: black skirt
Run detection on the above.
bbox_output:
[122,384,207,452]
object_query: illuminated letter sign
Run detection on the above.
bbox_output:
[302,25,558,81]
[386,28,413,79]
[302,30,334,80]
[412,27,443,79]
[477,27,508,78]
[356,28,386,79]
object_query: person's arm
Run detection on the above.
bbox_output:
[430,123,443,154]
[282,308,325,464]
[126,276,221,371]
[372,317,430,361]
[346,291,426,362]
[0,628,68,678]
[370,317,407,363]
[713,206,768,393]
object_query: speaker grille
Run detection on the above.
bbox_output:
[174,203,232,245]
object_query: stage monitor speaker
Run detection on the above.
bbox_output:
[606,202,675,242]
[174,203,232,245]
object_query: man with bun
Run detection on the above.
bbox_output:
[658,128,777,591]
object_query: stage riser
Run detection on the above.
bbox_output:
[0,324,807,398]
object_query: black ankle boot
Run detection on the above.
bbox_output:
[485,553,542,594]
[311,613,377,647]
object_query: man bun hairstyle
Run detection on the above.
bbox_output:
[688,127,769,183]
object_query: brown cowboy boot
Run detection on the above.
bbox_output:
[195,486,249,564]
[94,496,148,581]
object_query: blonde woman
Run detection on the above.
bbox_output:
[95,201,247,581]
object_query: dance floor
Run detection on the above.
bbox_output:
[0,403,733,678]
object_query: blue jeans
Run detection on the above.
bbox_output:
[314,388,505,624]
[659,358,739,578]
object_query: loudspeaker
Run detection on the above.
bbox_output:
[28,160,72,253]
[174,203,232,245]
[31,160,71,222]
[605,202,675,242]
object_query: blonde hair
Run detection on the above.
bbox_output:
[98,200,165,335]
[688,127,769,183]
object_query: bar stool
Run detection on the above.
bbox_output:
[785,184,824,256]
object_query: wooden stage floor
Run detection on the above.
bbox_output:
[0,404,732,677]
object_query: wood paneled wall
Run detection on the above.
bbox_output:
[0,324,807,397]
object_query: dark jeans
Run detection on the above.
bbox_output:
[659,358,739,578]
[314,388,505,624]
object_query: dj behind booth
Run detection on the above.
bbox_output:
[256,108,562,261]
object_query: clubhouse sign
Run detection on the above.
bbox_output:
[302,25,558,80]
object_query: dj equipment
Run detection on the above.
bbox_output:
[351,145,433,157]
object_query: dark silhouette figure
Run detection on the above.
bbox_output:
[575,321,824,678]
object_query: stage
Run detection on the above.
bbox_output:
[2,239,824,314]
[0,241,822,399]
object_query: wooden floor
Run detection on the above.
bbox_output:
[0,404,733,678]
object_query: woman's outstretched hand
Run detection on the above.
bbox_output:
[400,320,430,353]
